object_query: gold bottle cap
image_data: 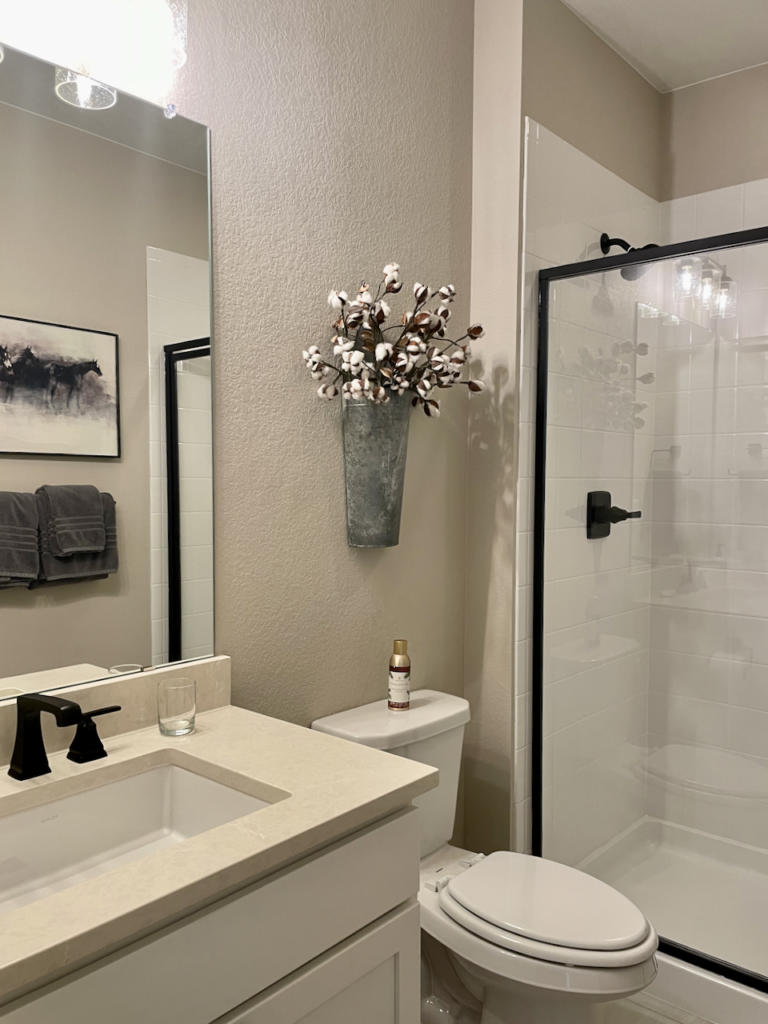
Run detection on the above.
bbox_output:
[393,639,408,656]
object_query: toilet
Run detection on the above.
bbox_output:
[312,689,658,1024]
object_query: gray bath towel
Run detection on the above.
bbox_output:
[36,484,105,555]
[0,492,39,587]
[34,492,118,585]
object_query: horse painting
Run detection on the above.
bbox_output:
[0,315,119,457]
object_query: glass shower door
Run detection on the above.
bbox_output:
[534,231,768,990]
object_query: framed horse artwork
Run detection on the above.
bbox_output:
[0,315,120,458]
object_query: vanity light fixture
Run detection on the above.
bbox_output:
[54,67,117,109]
[0,44,4,63]
[0,0,186,106]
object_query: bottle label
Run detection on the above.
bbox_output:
[388,669,410,710]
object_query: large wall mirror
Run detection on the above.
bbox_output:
[0,43,213,699]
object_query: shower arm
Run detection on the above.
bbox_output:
[600,233,660,256]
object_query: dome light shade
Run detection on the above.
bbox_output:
[710,275,737,319]
[54,68,117,109]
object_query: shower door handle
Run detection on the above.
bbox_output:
[587,491,642,539]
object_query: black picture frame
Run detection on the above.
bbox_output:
[0,314,120,459]
[533,224,768,996]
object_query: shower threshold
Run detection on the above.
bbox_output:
[581,818,768,980]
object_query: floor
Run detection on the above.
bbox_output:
[584,817,768,978]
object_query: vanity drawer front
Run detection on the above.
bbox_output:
[215,900,420,1024]
[0,807,420,1024]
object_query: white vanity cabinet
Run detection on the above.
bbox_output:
[0,808,421,1024]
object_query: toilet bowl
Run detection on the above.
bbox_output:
[419,844,656,1024]
[312,690,657,1024]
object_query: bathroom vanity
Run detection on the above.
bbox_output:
[0,695,436,1023]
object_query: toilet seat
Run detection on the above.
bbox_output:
[440,851,653,967]
[439,887,658,968]
[420,882,658,998]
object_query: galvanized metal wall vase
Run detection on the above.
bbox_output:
[342,391,411,548]
[301,262,486,548]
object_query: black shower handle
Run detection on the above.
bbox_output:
[599,506,642,525]
[586,491,641,539]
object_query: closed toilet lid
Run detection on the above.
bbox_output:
[446,852,649,951]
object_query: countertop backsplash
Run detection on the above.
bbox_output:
[0,657,231,768]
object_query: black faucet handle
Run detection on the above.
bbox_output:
[67,705,121,764]
[83,705,121,721]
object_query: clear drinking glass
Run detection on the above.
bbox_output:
[157,678,196,736]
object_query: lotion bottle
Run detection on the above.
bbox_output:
[388,639,411,710]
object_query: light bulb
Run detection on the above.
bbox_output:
[54,67,117,109]
[699,265,722,309]
[674,257,701,302]
[710,276,737,319]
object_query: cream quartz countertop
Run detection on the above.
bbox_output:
[0,705,437,1005]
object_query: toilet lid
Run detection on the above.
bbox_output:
[446,852,649,951]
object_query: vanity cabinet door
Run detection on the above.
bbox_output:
[215,901,420,1024]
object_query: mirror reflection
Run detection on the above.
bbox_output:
[0,43,212,697]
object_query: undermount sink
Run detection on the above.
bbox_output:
[0,765,269,915]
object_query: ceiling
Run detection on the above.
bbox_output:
[562,0,768,92]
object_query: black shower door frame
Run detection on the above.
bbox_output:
[532,225,768,994]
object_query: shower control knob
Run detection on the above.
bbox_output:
[586,491,642,539]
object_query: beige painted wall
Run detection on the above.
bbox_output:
[174,1,474,741]
[661,63,768,200]
[522,0,663,200]
[0,102,208,677]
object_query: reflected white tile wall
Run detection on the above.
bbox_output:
[147,248,211,666]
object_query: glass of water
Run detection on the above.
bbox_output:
[157,678,196,736]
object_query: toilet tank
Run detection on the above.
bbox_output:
[312,690,470,858]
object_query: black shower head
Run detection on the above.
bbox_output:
[600,233,659,281]
[621,263,651,281]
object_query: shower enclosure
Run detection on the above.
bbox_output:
[533,226,768,993]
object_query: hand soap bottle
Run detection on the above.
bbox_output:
[388,639,411,711]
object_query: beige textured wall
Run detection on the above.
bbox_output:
[463,0,524,854]
[522,0,663,200]
[0,102,208,677]
[661,64,768,200]
[174,1,474,729]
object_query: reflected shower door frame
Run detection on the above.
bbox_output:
[164,338,212,663]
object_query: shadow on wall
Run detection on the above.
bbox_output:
[464,359,519,853]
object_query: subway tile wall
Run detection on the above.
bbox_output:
[651,191,768,849]
[146,248,211,665]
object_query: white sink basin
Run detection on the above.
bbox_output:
[0,765,269,914]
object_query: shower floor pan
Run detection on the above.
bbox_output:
[581,818,768,980]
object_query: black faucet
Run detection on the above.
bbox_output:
[8,693,82,781]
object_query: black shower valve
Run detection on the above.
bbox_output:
[586,491,641,539]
